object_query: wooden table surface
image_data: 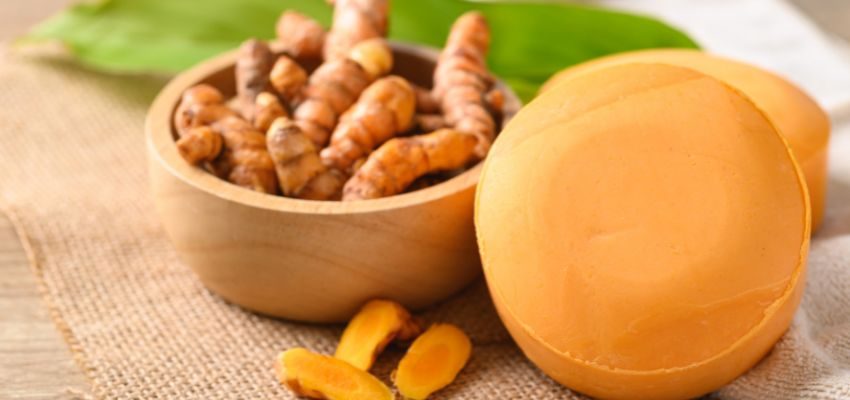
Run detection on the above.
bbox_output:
[1,1,848,399]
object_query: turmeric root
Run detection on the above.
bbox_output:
[335,299,422,371]
[275,11,326,61]
[342,129,477,201]
[324,0,389,61]
[484,87,504,116]
[294,39,393,147]
[320,76,415,172]
[434,12,496,159]
[253,92,288,132]
[173,85,245,166]
[296,169,347,201]
[235,39,274,120]
[347,38,394,81]
[173,84,236,138]
[413,84,440,114]
[266,117,345,200]
[178,83,223,107]
[393,324,472,400]
[172,7,500,202]
[275,348,393,400]
[412,114,448,133]
[269,55,308,105]
[404,174,446,193]
[175,126,222,165]
[209,116,278,194]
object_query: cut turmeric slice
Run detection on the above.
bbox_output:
[393,324,472,400]
[275,348,392,400]
[335,299,422,371]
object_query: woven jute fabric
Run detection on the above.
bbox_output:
[2,43,850,398]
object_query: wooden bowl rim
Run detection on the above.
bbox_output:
[145,41,520,215]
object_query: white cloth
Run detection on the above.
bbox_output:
[600,0,850,115]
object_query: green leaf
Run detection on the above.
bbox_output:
[21,0,698,101]
[22,0,332,73]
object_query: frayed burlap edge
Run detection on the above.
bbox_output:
[1,202,99,400]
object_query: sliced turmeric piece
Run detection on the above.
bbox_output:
[275,348,392,400]
[393,324,472,400]
[335,299,422,371]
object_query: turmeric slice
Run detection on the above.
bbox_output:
[335,299,422,371]
[275,11,326,61]
[393,324,472,400]
[433,12,496,159]
[176,126,222,165]
[276,348,393,400]
[342,129,477,201]
[324,0,389,61]
[293,39,393,147]
[320,76,415,173]
[266,117,345,200]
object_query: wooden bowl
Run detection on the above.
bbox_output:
[145,41,521,323]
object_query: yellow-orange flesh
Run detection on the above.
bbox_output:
[393,324,472,400]
[335,299,421,371]
[477,63,809,399]
[275,348,393,400]
[541,49,829,230]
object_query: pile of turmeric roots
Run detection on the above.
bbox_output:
[277,299,472,400]
[174,0,503,201]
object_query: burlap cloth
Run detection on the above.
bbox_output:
[1,42,850,399]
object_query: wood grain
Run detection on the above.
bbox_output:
[0,214,90,399]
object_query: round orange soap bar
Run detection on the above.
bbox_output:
[476,63,810,400]
[540,49,830,231]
